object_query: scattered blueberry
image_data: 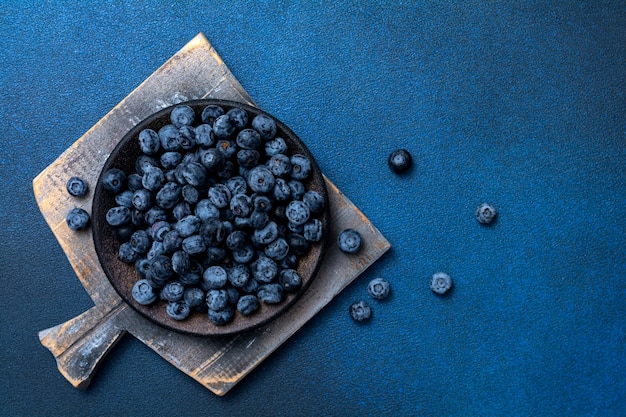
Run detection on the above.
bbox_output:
[251,114,277,140]
[101,168,126,193]
[430,271,452,295]
[166,300,191,320]
[66,177,88,198]
[132,279,157,305]
[475,203,497,225]
[138,129,161,155]
[367,278,390,300]
[388,149,412,173]
[170,104,195,128]
[349,300,372,322]
[337,228,362,254]
[257,283,284,304]
[66,207,90,231]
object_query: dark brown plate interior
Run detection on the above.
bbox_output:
[92,99,329,337]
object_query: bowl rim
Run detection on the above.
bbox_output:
[92,99,330,337]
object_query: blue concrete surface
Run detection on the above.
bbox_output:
[1,1,625,416]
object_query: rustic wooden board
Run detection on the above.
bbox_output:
[35,33,390,396]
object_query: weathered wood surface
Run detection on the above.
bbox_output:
[35,33,390,396]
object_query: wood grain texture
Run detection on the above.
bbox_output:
[35,33,390,395]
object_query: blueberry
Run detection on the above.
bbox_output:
[272,178,291,202]
[216,139,238,160]
[182,234,206,256]
[208,183,231,208]
[286,200,310,226]
[388,149,412,173]
[199,148,225,172]
[226,176,248,196]
[248,210,269,229]
[160,280,185,302]
[172,201,192,221]
[227,107,249,129]
[146,240,166,262]
[204,246,227,265]
[213,114,236,139]
[350,300,371,322]
[129,229,151,254]
[278,269,301,292]
[160,151,183,170]
[150,220,171,242]
[177,125,197,150]
[288,222,304,234]
[430,272,452,295]
[475,203,497,225]
[228,264,251,288]
[264,237,289,261]
[236,128,262,150]
[257,283,284,304]
[303,190,325,214]
[206,289,229,311]
[195,124,215,147]
[237,149,260,169]
[141,165,165,191]
[287,233,309,255]
[144,206,167,226]
[237,294,260,316]
[248,166,275,194]
[179,259,203,285]
[131,189,152,211]
[267,153,291,177]
[226,230,248,250]
[290,154,312,180]
[201,104,224,126]
[131,208,146,227]
[253,220,279,246]
[253,194,272,213]
[134,257,151,279]
[105,206,131,226]
[138,129,161,155]
[303,219,323,242]
[367,278,390,300]
[200,217,225,246]
[250,256,278,283]
[175,215,201,237]
[158,124,181,151]
[156,182,181,209]
[132,279,157,305]
[230,194,252,217]
[170,104,195,128]
[203,265,228,289]
[241,276,260,295]
[118,242,139,264]
[337,228,362,254]
[150,254,174,286]
[251,114,277,140]
[127,173,144,192]
[180,162,207,187]
[114,190,134,208]
[66,177,88,197]
[184,287,206,312]
[135,154,159,176]
[208,305,234,325]
[195,199,220,220]
[232,244,256,264]
[171,250,191,275]
[166,301,190,320]
[287,180,306,200]
[66,207,90,231]
[265,137,288,156]
[102,168,126,193]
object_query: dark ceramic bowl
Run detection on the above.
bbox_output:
[92,99,329,337]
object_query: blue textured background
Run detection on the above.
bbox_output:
[1,1,625,416]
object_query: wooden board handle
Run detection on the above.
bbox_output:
[38,301,127,389]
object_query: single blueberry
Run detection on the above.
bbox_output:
[160,280,185,302]
[475,203,497,225]
[337,228,362,254]
[253,194,272,213]
[200,218,225,246]
[105,206,131,227]
[132,279,157,305]
[237,149,261,169]
[287,233,309,256]
[251,114,277,140]
[303,219,323,243]
[253,220,279,246]
[135,257,151,279]
[201,104,224,126]
[114,190,134,208]
[208,183,232,208]
[264,237,290,261]
[156,182,181,209]
[272,178,291,202]
[166,300,191,320]
[150,220,171,242]
[230,193,253,217]
[265,137,288,157]
[118,242,139,264]
[184,287,206,312]
[286,200,311,226]
[290,154,312,180]
[135,154,159,176]
[203,265,228,289]
[181,185,199,205]
[129,229,151,254]
[195,199,220,220]
[182,234,207,256]
[144,206,167,226]
[287,180,306,200]
[141,165,165,191]
[180,162,207,187]
[175,215,201,238]
[171,250,191,276]
[66,177,88,197]
[213,114,236,139]
[248,210,269,229]
[226,230,248,251]
[430,272,452,295]
[172,201,192,221]
[237,294,260,316]
[150,254,174,286]
[195,124,215,147]
[179,259,203,286]
[278,269,302,292]
[146,241,166,262]
[350,300,372,322]
[127,173,144,192]
[268,153,292,177]
[250,256,279,283]
[227,107,249,129]
[162,230,182,253]
[228,264,251,288]
[248,166,275,194]
[388,149,412,173]
[138,128,161,155]
[303,190,325,214]
[232,244,256,264]
[170,104,195,128]
[114,224,135,242]
[101,168,126,194]
[160,151,183,170]
[131,189,152,211]
[216,139,238,160]
[236,128,262,150]
[208,305,235,325]
[368,278,391,300]
[206,288,230,311]
[66,207,90,231]
[226,176,248,196]
[257,283,284,304]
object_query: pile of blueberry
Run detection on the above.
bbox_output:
[99,103,326,325]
